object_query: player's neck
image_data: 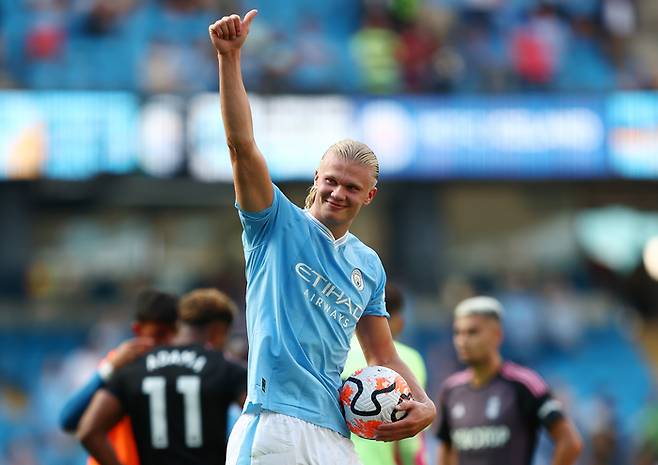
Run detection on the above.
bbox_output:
[308,208,350,239]
[469,354,502,388]
[173,325,207,346]
[327,223,349,240]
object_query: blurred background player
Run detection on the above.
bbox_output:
[436,296,582,465]
[343,282,429,465]
[59,289,179,465]
[77,288,247,465]
[209,9,435,465]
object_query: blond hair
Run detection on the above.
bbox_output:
[179,288,237,327]
[304,139,379,209]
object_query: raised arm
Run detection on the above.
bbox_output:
[208,10,273,212]
[355,315,436,441]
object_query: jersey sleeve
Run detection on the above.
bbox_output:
[103,365,130,406]
[515,372,564,430]
[362,263,387,317]
[436,386,452,445]
[236,183,291,250]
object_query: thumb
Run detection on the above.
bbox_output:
[242,9,258,29]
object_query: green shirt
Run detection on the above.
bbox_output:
[342,337,427,465]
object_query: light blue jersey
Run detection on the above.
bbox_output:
[237,184,388,437]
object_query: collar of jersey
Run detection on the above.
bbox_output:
[304,210,350,247]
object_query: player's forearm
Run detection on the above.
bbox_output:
[59,373,104,432]
[549,418,583,465]
[218,51,256,153]
[383,357,432,406]
[79,431,124,465]
[551,436,582,465]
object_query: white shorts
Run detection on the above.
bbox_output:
[226,410,362,465]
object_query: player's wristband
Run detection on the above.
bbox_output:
[98,361,115,382]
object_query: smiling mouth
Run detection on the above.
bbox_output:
[326,201,345,209]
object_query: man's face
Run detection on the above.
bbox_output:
[452,315,501,366]
[312,153,377,233]
[133,321,176,345]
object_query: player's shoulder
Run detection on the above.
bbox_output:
[189,345,227,362]
[441,369,472,392]
[499,361,549,397]
[344,235,385,270]
[243,182,303,220]
[345,233,377,254]
[198,347,245,371]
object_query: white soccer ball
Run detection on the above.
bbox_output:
[340,365,413,439]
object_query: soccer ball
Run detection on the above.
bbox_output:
[340,365,413,439]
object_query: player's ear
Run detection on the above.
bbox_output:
[494,323,504,345]
[131,322,141,336]
[363,186,378,205]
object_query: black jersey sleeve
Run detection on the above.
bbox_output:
[515,375,564,430]
[103,363,130,406]
[436,387,452,445]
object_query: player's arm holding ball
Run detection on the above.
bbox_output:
[355,315,436,441]
[208,9,273,212]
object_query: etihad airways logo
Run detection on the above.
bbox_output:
[295,262,365,328]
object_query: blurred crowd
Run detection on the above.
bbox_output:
[0,0,656,94]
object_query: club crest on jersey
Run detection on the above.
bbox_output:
[452,403,465,419]
[486,396,501,419]
[351,268,364,291]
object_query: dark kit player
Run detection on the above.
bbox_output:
[436,296,582,465]
[78,288,247,465]
[60,288,179,465]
